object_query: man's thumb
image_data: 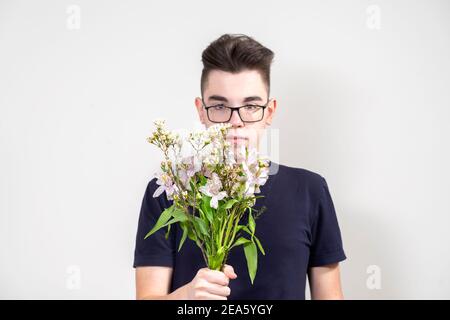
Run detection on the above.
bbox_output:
[222,264,237,279]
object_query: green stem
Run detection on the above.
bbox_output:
[223,206,237,248]
[218,208,228,247]
[227,213,241,248]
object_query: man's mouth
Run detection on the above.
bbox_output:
[227,136,248,141]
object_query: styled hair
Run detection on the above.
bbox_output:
[200,34,275,96]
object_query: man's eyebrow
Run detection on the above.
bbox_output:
[206,95,228,103]
[206,95,263,103]
[243,96,263,103]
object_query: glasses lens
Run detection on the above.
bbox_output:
[239,105,264,122]
[208,105,232,122]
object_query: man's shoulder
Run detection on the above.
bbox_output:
[274,162,324,182]
[272,162,326,197]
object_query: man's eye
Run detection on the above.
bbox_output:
[244,105,259,111]
[212,105,227,110]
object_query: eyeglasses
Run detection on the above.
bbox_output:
[201,99,269,123]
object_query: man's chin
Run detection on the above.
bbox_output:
[227,138,247,147]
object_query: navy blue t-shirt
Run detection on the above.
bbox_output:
[133,161,346,299]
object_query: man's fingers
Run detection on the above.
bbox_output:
[222,264,238,279]
[205,282,231,297]
[202,269,230,286]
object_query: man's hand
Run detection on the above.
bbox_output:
[135,264,237,300]
[184,264,238,300]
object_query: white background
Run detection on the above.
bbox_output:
[1,0,449,299]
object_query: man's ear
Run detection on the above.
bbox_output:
[265,98,277,126]
[194,97,206,125]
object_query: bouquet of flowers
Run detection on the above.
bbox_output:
[144,119,270,284]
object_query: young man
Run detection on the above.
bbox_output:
[134,34,346,300]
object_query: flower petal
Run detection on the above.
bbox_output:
[153,185,165,198]
[210,196,219,209]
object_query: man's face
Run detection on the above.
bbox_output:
[195,69,277,152]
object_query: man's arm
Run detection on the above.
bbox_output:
[135,265,237,300]
[136,266,176,299]
[308,263,344,300]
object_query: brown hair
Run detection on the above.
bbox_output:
[201,34,274,96]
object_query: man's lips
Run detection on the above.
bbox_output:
[227,136,248,141]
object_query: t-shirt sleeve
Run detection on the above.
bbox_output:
[308,176,347,268]
[133,178,176,268]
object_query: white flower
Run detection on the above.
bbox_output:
[153,172,178,200]
[235,144,248,164]
[189,130,210,151]
[178,155,202,189]
[207,123,230,139]
[235,146,270,197]
[199,173,228,209]
[223,142,236,166]
[173,132,183,149]
[255,167,269,186]
[185,155,202,177]
[201,164,214,178]
[153,118,166,128]
[203,147,220,166]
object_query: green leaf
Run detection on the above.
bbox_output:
[197,207,206,221]
[158,216,185,231]
[253,236,265,255]
[200,208,214,223]
[171,207,188,222]
[201,195,213,223]
[199,175,207,186]
[165,223,171,239]
[222,199,238,210]
[248,209,256,235]
[187,226,197,242]
[244,241,258,284]
[144,205,175,239]
[231,237,252,249]
[236,224,251,232]
[236,225,252,238]
[194,216,209,237]
[178,223,188,252]
[156,209,190,234]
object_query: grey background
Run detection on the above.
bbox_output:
[1,0,449,299]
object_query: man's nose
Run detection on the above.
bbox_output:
[228,109,244,127]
